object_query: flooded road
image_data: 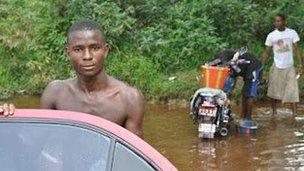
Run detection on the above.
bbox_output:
[3,95,304,170]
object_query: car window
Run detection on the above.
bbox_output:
[0,122,111,171]
[112,142,156,171]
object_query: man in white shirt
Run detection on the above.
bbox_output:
[262,13,303,115]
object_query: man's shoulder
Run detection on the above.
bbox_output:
[109,76,144,101]
[41,79,75,108]
[267,29,277,37]
[44,78,74,93]
[286,28,298,35]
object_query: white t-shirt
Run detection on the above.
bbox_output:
[265,28,300,69]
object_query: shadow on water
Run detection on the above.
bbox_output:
[3,95,304,170]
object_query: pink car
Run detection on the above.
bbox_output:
[0,109,177,171]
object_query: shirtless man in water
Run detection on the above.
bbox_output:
[40,20,145,137]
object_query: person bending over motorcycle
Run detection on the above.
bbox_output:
[212,49,263,119]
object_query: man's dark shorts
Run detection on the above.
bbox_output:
[242,67,263,98]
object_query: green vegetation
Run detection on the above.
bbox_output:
[1,0,304,100]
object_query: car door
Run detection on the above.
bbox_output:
[0,119,159,171]
[0,120,112,171]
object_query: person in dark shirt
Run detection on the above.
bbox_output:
[212,49,263,119]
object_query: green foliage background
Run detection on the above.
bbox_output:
[1,0,304,100]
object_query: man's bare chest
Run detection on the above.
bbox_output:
[54,93,127,125]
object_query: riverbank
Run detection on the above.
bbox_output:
[2,70,304,104]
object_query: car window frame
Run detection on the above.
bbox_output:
[0,119,160,171]
[112,141,157,171]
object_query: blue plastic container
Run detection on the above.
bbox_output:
[236,118,258,134]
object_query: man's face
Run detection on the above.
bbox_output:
[67,30,109,77]
[274,16,285,30]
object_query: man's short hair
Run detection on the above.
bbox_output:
[275,13,287,21]
[213,49,236,64]
[67,20,106,43]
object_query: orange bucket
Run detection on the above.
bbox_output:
[201,65,230,89]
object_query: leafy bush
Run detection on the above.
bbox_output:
[134,1,225,73]
[1,0,304,100]
[107,53,167,99]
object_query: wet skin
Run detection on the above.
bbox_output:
[41,30,145,138]
[0,103,15,117]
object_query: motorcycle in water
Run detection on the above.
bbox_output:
[190,49,249,139]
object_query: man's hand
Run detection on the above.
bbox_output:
[297,66,303,76]
[261,46,272,65]
[294,42,303,76]
[0,103,15,117]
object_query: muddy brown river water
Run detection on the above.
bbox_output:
[3,95,304,171]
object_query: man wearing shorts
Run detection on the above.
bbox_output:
[262,13,303,115]
[212,50,263,119]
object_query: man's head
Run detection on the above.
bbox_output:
[213,50,236,65]
[274,13,286,31]
[66,20,109,77]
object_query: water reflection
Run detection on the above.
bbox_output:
[3,96,304,170]
[144,104,304,170]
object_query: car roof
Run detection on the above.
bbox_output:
[0,109,177,171]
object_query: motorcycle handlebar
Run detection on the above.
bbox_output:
[208,59,250,67]
[207,59,250,74]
